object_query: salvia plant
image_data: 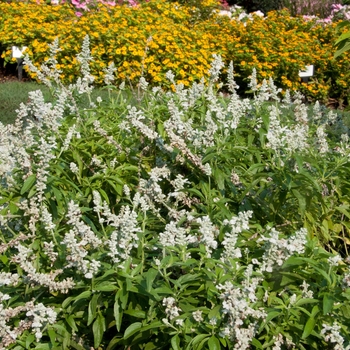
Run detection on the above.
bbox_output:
[1,36,350,349]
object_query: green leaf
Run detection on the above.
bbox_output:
[251,338,263,349]
[145,268,158,293]
[47,328,57,347]
[291,189,306,217]
[124,309,146,318]
[99,188,110,204]
[106,336,122,350]
[114,299,123,332]
[124,322,142,340]
[93,313,106,349]
[73,290,91,304]
[208,336,220,350]
[295,298,318,307]
[323,293,334,315]
[301,316,316,339]
[88,293,100,326]
[62,296,74,309]
[26,333,35,349]
[171,334,181,350]
[21,174,36,195]
[95,283,118,292]
[66,315,78,332]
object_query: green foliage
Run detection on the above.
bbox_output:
[1,41,350,349]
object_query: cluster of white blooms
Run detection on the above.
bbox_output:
[316,125,329,154]
[125,105,159,140]
[169,174,190,203]
[13,244,75,292]
[343,271,350,288]
[62,200,102,278]
[328,254,342,267]
[301,280,314,298]
[41,206,55,233]
[258,228,307,273]
[321,322,350,350]
[272,333,295,350]
[336,133,350,156]
[26,303,57,341]
[0,301,56,348]
[208,54,225,83]
[92,191,141,266]
[139,166,171,206]
[221,211,253,261]
[70,162,79,174]
[103,61,116,85]
[162,297,182,321]
[0,272,20,287]
[196,216,218,257]
[159,220,196,248]
[266,105,309,154]
[192,310,204,322]
[75,35,95,95]
[217,279,266,349]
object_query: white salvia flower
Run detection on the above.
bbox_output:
[343,271,350,288]
[289,293,297,306]
[248,68,258,93]
[0,273,20,287]
[313,101,323,122]
[258,227,307,273]
[69,162,79,174]
[272,333,284,350]
[162,297,181,320]
[217,280,266,348]
[196,216,218,257]
[0,292,10,302]
[328,254,342,267]
[175,318,184,326]
[13,244,75,293]
[192,310,203,322]
[96,96,102,104]
[26,303,57,342]
[43,241,58,265]
[316,126,329,154]
[139,76,149,91]
[159,221,192,247]
[103,205,140,265]
[327,109,337,124]
[281,89,291,107]
[268,77,282,102]
[321,322,349,350]
[92,190,103,213]
[62,124,76,151]
[119,81,126,90]
[221,211,253,261]
[41,206,55,232]
[293,92,309,124]
[103,61,116,85]
[208,54,224,83]
[123,185,130,197]
[165,70,175,84]
[209,317,217,326]
[301,280,314,298]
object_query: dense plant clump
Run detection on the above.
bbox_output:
[1,0,350,104]
[1,38,350,349]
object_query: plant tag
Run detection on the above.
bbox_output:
[12,46,28,58]
[299,65,314,77]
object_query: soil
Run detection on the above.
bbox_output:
[0,59,30,83]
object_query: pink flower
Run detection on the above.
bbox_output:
[332,3,344,11]
[75,11,83,16]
